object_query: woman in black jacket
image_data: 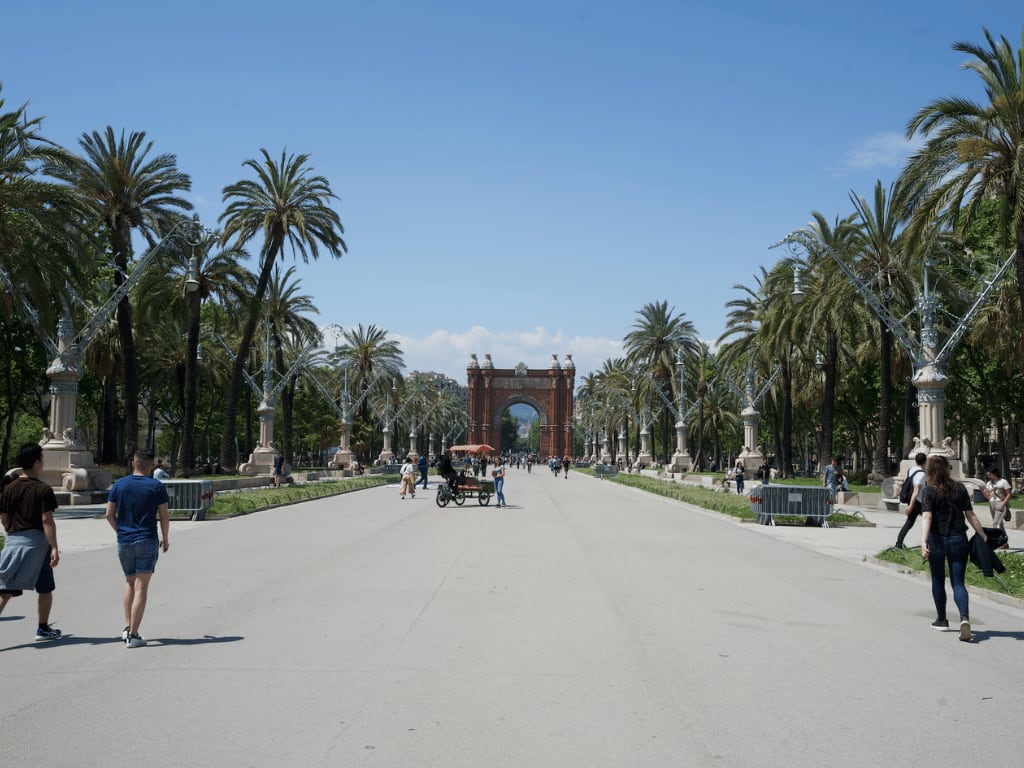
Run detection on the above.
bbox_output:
[920,454,987,641]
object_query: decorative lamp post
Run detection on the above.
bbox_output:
[778,231,1016,479]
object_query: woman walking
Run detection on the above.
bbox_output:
[920,454,987,641]
[493,459,506,508]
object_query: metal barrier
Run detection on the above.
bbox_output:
[749,484,834,527]
[594,464,618,479]
[160,479,215,521]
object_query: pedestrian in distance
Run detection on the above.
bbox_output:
[982,465,1012,532]
[756,459,771,485]
[920,454,987,642]
[894,452,927,550]
[399,456,416,499]
[272,454,284,488]
[822,455,843,502]
[152,460,171,480]
[0,443,63,641]
[418,453,429,489]
[105,448,170,648]
[733,462,745,496]
[493,459,507,507]
[562,456,570,478]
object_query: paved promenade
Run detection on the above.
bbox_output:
[3,470,1023,767]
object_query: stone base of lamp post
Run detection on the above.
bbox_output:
[40,444,112,504]
[736,447,763,473]
[328,449,355,472]
[670,451,690,473]
[637,451,653,467]
[239,447,284,478]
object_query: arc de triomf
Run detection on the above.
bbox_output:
[466,354,575,458]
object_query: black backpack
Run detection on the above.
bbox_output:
[899,469,923,504]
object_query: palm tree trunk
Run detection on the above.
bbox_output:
[100,376,119,463]
[871,318,893,484]
[821,325,837,464]
[176,293,201,477]
[781,354,794,476]
[113,224,139,462]
[219,238,281,470]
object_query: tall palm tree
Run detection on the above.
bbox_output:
[53,127,192,461]
[135,229,255,476]
[849,179,911,483]
[903,28,1024,322]
[792,211,863,472]
[0,88,80,330]
[266,266,320,464]
[218,148,346,470]
[623,301,698,460]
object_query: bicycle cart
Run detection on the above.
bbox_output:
[435,479,493,507]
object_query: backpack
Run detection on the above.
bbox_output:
[899,469,923,504]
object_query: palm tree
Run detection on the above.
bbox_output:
[0,88,80,329]
[266,266,320,464]
[218,148,346,470]
[53,127,192,462]
[623,301,698,460]
[903,28,1024,323]
[792,211,863,473]
[849,180,911,483]
[332,324,403,462]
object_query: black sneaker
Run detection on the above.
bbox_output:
[930,619,949,631]
[959,619,972,642]
[35,624,62,641]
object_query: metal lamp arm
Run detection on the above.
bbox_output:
[935,250,1016,365]
[0,266,59,358]
[73,217,199,353]
[214,333,263,397]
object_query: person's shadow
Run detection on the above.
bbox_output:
[1,634,244,652]
[967,629,1024,644]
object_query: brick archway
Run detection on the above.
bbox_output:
[466,354,575,458]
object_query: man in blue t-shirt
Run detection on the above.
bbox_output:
[105,449,170,648]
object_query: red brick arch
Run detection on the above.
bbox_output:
[466,355,575,458]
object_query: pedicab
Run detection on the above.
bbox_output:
[437,444,496,507]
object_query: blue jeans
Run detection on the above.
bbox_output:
[495,478,505,506]
[926,531,969,621]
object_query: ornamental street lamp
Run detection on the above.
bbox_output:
[777,230,1016,479]
[0,214,211,498]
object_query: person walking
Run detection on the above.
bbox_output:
[733,462,745,496]
[152,460,171,480]
[982,465,1012,531]
[894,452,927,549]
[105,449,170,648]
[418,453,429,490]
[399,456,416,499]
[272,454,284,488]
[0,443,63,641]
[561,456,570,479]
[756,459,771,485]
[822,455,842,502]
[920,454,987,642]
[493,459,507,507]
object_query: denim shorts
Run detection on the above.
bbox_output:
[118,540,159,576]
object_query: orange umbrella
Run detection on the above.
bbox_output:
[448,444,496,455]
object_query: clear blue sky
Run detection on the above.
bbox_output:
[3,1,1020,381]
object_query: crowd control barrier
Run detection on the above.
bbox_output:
[160,479,214,521]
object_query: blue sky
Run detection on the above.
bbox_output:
[3,1,1020,381]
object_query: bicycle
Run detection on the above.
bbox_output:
[435,482,467,507]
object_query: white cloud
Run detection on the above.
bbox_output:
[392,326,622,382]
[840,131,923,172]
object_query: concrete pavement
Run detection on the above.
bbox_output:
[4,469,1024,767]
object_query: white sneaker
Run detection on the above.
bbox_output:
[121,625,130,641]
[126,633,146,648]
